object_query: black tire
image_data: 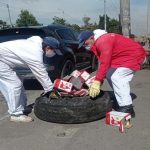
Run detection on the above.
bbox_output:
[34,91,112,124]
[60,59,75,78]
[90,55,99,72]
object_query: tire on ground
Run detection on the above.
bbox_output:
[34,91,112,124]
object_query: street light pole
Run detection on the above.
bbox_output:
[147,0,150,37]
[104,0,107,31]
[6,4,13,27]
[0,2,13,27]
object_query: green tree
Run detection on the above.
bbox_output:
[82,17,91,27]
[81,17,98,30]
[89,22,98,30]
[98,15,106,29]
[0,20,10,29]
[98,15,121,33]
[69,24,80,32]
[16,10,40,27]
[52,16,67,25]
[52,16,81,32]
[108,18,121,33]
[0,20,7,29]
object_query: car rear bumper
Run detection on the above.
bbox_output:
[15,65,58,82]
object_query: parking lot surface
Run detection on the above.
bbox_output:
[0,70,150,150]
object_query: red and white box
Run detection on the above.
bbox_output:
[54,79,73,93]
[72,89,89,97]
[69,76,83,90]
[85,76,96,87]
[69,70,90,90]
[80,71,90,81]
[62,75,72,81]
[106,111,131,133]
[71,70,81,78]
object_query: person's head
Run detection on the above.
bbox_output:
[78,31,94,49]
[78,29,107,49]
[42,37,62,57]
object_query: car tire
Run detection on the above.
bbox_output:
[60,59,75,78]
[90,55,99,72]
[34,91,112,124]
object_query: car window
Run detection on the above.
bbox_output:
[0,28,46,43]
[56,29,76,41]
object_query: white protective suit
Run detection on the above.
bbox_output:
[0,36,53,115]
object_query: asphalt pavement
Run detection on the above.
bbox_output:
[0,69,150,150]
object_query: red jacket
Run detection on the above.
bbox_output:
[91,33,146,82]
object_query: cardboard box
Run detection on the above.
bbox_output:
[85,76,96,87]
[80,71,90,81]
[71,70,81,78]
[54,79,73,93]
[62,75,72,81]
[69,76,83,90]
[106,111,131,133]
[73,89,88,96]
[69,70,90,90]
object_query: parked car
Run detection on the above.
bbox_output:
[142,50,150,69]
[0,25,98,82]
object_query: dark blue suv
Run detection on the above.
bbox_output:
[0,25,98,81]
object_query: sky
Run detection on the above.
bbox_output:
[0,0,149,36]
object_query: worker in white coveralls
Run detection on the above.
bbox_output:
[78,29,146,118]
[0,36,62,122]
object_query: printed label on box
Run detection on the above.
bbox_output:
[80,71,90,81]
[71,70,81,78]
[54,79,73,93]
[106,111,131,133]
[85,76,96,87]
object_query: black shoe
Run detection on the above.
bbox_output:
[117,104,135,118]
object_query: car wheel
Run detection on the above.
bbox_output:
[60,59,75,78]
[34,91,112,124]
[90,55,99,72]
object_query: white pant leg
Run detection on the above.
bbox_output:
[0,61,27,115]
[106,67,135,106]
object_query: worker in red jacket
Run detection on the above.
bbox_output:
[78,29,146,117]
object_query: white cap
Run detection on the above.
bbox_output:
[93,29,107,40]
[27,36,43,48]
[27,36,43,43]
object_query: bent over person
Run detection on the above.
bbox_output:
[78,29,146,117]
[0,36,62,122]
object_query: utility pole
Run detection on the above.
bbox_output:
[6,4,13,27]
[104,0,107,31]
[146,0,150,48]
[120,0,131,37]
[0,2,13,27]
[147,0,150,37]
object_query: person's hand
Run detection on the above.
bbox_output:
[41,90,60,99]
[40,91,52,98]
[89,80,101,98]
